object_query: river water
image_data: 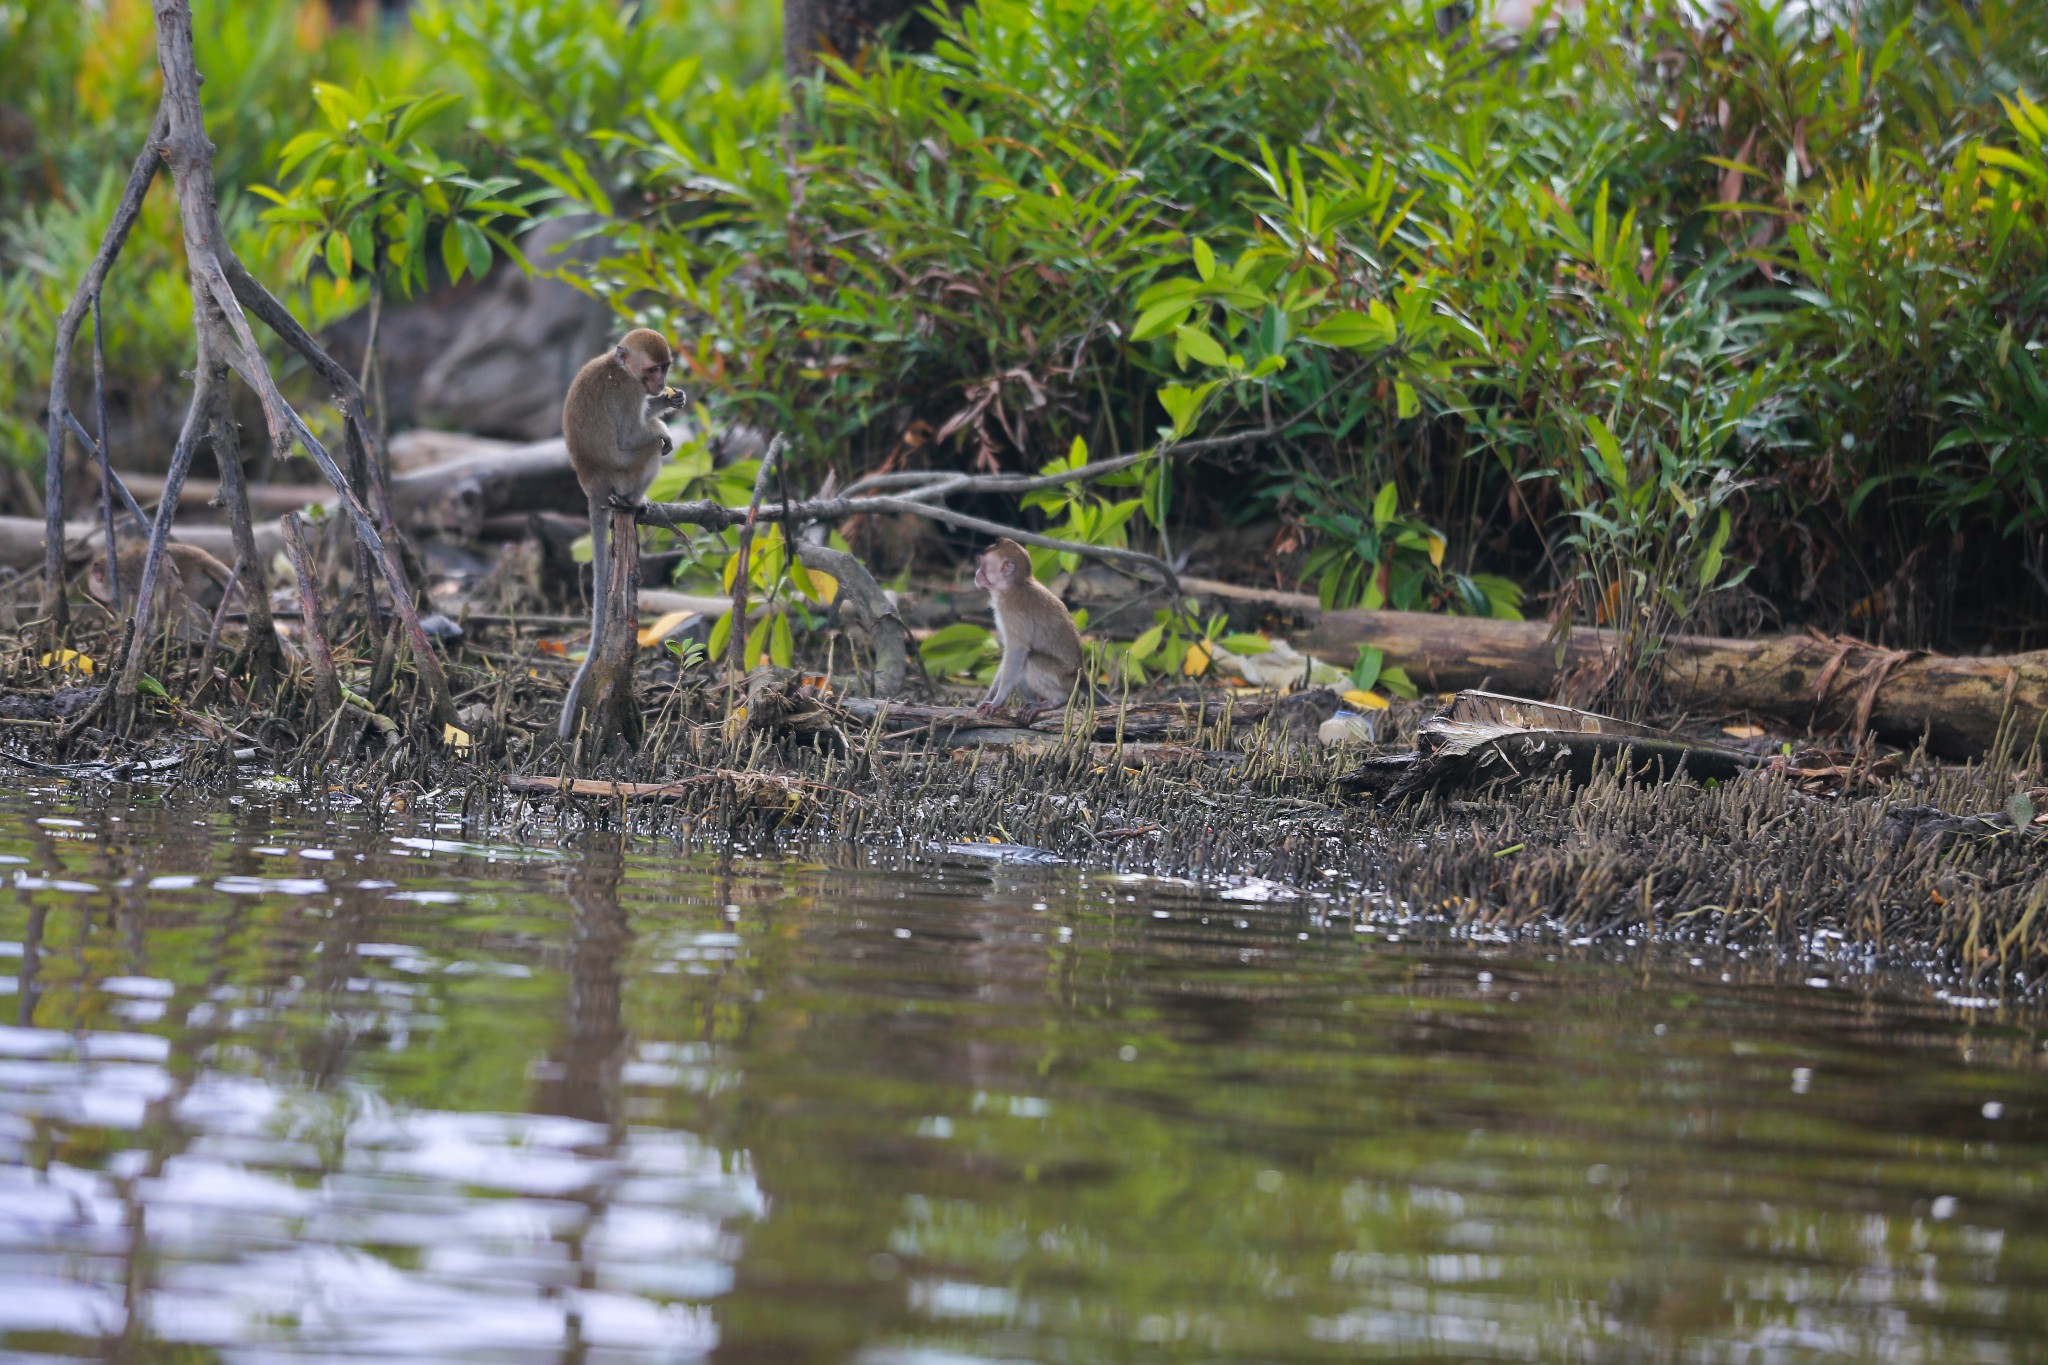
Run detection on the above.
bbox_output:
[0,783,2044,1363]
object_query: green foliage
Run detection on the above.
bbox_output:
[1091,600,1251,688]
[700,522,839,672]
[17,0,2048,651]
[252,82,539,298]
[1019,438,1151,581]
[919,621,1000,681]
[411,0,779,173]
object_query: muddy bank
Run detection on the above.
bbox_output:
[5,616,2044,1003]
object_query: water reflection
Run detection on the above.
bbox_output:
[0,788,2042,1362]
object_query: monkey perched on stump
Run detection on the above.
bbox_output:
[558,328,686,746]
[975,538,1084,724]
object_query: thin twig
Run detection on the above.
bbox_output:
[726,434,788,684]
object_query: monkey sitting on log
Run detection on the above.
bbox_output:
[974,537,1085,724]
[558,328,686,746]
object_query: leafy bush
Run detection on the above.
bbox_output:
[521,0,2048,652]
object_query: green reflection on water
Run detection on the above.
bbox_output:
[0,788,2044,1363]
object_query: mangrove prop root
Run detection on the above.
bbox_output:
[39,105,169,635]
[39,0,458,735]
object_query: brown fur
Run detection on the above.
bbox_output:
[974,538,1083,721]
[559,329,679,742]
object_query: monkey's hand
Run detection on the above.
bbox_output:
[1014,700,1050,726]
[605,492,647,516]
[657,432,674,458]
[975,697,1006,719]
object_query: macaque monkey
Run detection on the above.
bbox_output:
[974,538,1084,724]
[87,541,238,639]
[559,328,686,741]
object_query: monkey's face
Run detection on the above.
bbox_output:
[614,332,674,397]
[974,548,1016,591]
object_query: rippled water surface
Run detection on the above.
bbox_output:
[2,785,2046,1363]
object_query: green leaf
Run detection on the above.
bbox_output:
[1218,633,1272,655]
[708,610,733,662]
[920,622,999,676]
[743,614,771,667]
[769,610,794,668]
[137,674,169,700]
[1174,324,1228,368]
[1394,381,1419,419]
[1129,624,1164,661]
[1350,645,1384,693]
[1587,415,1628,492]
[1131,298,1193,342]
[1698,508,1732,587]
[440,223,469,282]
[1371,481,1399,527]
[456,218,493,280]
[1191,237,1216,282]
[1307,309,1397,350]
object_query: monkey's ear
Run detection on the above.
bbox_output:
[613,343,629,365]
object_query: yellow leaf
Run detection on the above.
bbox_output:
[1426,534,1446,568]
[805,569,838,605]
[1342,688,1390,710]
[1183,639,1212,677]
[442,724,473,754]
[637,609,694,647]
[39,650,93,676]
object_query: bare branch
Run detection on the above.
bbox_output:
[649,490,1181,595]
[60,412,151,530]
[838,426,1281,499]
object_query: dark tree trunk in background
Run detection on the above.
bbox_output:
[783,0,948,78]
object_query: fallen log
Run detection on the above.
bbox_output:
[111,471,330,519]
[1301,608,2047,758]
[0,514,283,575]
[1340,690,1757,798]
[386,438,583,541]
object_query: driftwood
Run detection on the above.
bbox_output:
[1303,609,2047,758]
[386,440,583,541]
[794,541,907,696]
[0,515,281,574]
[1342,691,1757,798]
[114,471,330,520]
